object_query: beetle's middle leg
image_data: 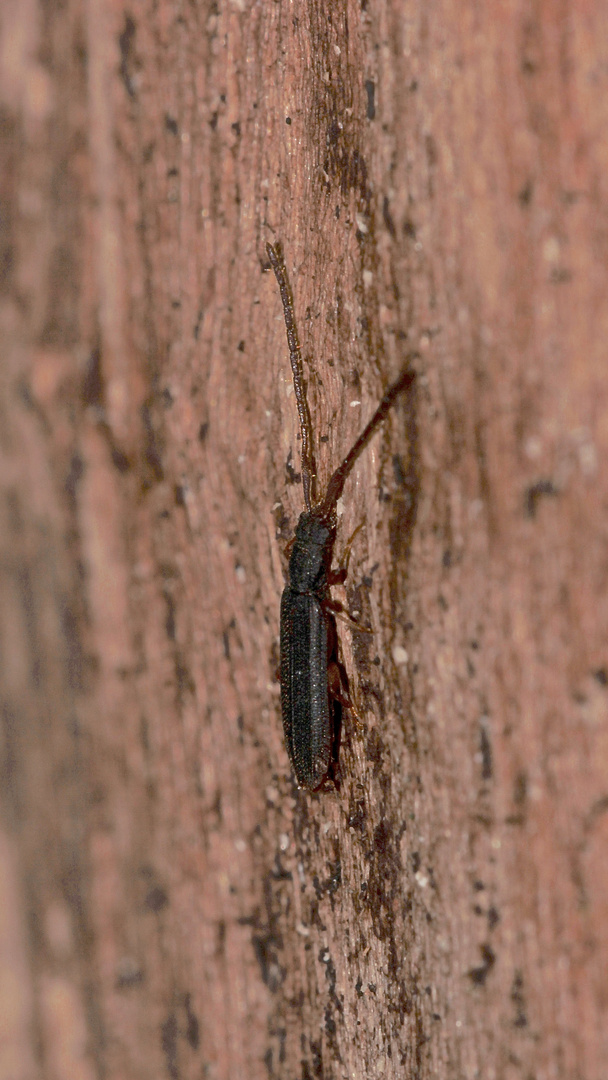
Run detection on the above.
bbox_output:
[325,597,373,634]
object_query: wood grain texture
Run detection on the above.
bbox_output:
[1,0,607,1078]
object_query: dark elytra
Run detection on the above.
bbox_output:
[267,241,415,790]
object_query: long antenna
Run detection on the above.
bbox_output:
[267,242,317,511]
[319,366,416,520]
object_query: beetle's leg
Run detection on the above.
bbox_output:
[328,662,351,709]
[325,597,373,634]
[326,521,371,630]
[328,662,365,726]
[327,522,364,586]
[327,567,346,587]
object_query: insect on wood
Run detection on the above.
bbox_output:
[267,241,415,791]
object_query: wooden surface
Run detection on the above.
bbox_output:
[1,0,608,1077]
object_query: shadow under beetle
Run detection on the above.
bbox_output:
[267,241,415,791]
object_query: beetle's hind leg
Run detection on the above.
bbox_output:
[328,660,365,728]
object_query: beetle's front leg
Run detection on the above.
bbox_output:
[327,522,365,587]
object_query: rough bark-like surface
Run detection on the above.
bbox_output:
[1,1,607,1078]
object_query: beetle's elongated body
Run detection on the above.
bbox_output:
[267,241,415,790]
[280,513,335,789]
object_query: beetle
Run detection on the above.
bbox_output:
[267,241,415,790]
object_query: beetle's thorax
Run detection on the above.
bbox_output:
[287,511,335,593]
